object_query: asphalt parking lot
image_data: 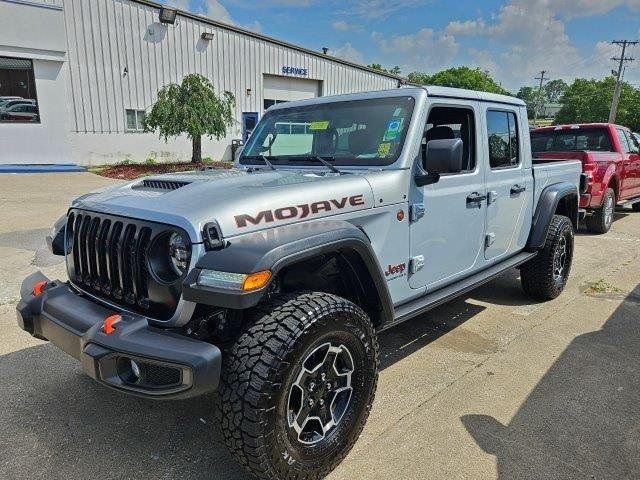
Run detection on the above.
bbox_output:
[1,172,639,480]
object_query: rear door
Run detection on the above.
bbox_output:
[482,108,527,261]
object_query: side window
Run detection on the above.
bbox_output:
[624,130,639,154]
[424,106,476,172]
[487,110,519,168]
[616,129,631,153]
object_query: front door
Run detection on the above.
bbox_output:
[242,112,259,144]
[409,103,487,290]
[483,109,527,261]
[622,130,640,197]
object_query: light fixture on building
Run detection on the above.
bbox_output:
[322,47,329,54]
[159,6,177,25]
[246,88,252,96]
[201,32,215,41]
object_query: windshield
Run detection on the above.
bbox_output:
[531,128,613,153]
[240,96,415,166]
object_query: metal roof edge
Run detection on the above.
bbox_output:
[130,0,405,82]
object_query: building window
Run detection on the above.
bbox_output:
[487,110,519,169]
[0,56,39,124]
[126,109,146,131]
[264,99,288,110]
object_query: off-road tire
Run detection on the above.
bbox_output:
[521,214,574,301]
[586,187,615,234]
[215,292,379,480]
[632,201,640,212]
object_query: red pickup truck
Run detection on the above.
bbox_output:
[531,123,640,233]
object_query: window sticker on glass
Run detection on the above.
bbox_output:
[383,118,403,141]
[393,107,403,117]
[378,142,391,157]
[309,121,330,131]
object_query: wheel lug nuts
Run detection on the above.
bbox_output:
[307,398,314,407]
[309,381,315,392]
[320,373,326,381]
[326,382,332,390]
[319,399,325,406]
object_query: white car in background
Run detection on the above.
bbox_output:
[0,102,39,122]
[0,98,36,112]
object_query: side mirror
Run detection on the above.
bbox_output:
[415,138,464,186]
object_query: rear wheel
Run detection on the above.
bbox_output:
[521,214,574,301]
[215,292,379,480]
[586,187,615,234]
[632,201,640,212]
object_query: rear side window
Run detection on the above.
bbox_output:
[531,128,613,153]
[616,129,632,153]
[487,110,519,169]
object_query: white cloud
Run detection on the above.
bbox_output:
[372,28,459,72]
[331,43,365,64]
[337,0,428,19]
[332,20,350,31]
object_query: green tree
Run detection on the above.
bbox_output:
[544,79,568,103]
[555,77,640,131]
[368,63,401,75]
[516,86,538,118]
[407,67,510,95]
[144,74,235,163]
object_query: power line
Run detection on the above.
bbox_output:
[533,70,548,128]
[609,40,638,123]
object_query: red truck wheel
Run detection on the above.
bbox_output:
[586,188,615,234]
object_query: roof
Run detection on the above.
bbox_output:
[424,85,526,106]
[132,0,404,82]
[266,86,525,111]
[532,123,628,132]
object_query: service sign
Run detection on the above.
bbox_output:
[282,66,308,76]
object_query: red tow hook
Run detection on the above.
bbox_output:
[103,314,122,335]
[32,280,48,297]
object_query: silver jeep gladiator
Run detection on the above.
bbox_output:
[17,87,582,480]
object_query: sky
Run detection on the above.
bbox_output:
[162,0,640,92]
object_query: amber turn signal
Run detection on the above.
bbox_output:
[241,270,272,292]
[32,280,48,297]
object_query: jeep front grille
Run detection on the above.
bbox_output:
[66,209,186,320]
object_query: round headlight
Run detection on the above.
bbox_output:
[148,230,192,284]
[168,232,191,275]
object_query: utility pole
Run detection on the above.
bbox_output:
[609,40,637,123]
[533,70,547,127]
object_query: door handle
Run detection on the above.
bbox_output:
[510,184,526,195]
[466,192,487,207]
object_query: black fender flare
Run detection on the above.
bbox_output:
[183,220,394,323]
[526,182,578,251]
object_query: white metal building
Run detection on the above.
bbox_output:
[0,0,401,165]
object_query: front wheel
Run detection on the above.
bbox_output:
[521,214,574,301]
[215,292,379,480]
[632,202,640,212]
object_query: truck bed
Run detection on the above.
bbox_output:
[532,160,583,208]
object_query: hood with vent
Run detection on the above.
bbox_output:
[72,168,378,242]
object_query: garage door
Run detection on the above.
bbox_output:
[263,74,321,110]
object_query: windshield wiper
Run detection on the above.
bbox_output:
[259,155,277,170]
[286,155,345,174]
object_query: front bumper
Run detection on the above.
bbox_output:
[16,272,221,400]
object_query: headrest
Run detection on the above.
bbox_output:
[425,126,455,143]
